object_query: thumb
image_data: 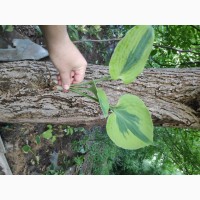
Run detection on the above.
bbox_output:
[59,70,71,90]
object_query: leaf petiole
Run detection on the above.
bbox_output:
[69,88,99,102]
[70,75,112,88]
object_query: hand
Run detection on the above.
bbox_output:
[40,25,87,91]
[50,38,87,91]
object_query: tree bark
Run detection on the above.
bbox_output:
[0,61,199,128]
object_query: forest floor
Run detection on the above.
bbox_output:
[0,123,103,175]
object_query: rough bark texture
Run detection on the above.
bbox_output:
[0,61,199,128]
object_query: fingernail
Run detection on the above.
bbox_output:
[63,84,69,90]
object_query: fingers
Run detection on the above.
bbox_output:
[72,68,86,84]
[57,70,75,91]
[59,70,72,90]
[56,64,86,92]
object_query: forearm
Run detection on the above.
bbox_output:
[40,25,70,54]
[40,25,87,90]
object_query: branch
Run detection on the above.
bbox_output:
[179,61,200,67]
[150,57,177,67]
[153,44,200,55]
[73,38,200,55]
[190,25,200,32]
[151,57,200,68]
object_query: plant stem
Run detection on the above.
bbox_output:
[70,75,112,88]
[70,88,98,102]
[109,106,115,111]
[69,76,111,104]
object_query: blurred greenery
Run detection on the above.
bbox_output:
[148,25,200,68]
[72,127,200,175]
[68,25,200,68]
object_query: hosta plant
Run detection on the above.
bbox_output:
[69,25,154,150]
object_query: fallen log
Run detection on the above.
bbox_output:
[0,61,199,128]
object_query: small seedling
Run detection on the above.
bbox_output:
[35,135,41,144]
[22,145,40,165]
[74,155,84,167]
[64,126,74,135]
[42,125,53,139]
[42,124,57,144]
[64,126,85,136]
[22,145,32,154]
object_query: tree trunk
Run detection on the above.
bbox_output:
[0,61,199,128]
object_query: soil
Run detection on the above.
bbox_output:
[0,123,90,175]
[0,25,93,175]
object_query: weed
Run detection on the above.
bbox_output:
[22,144,40,165]
[42,124,56,144]
[64,126,85,136]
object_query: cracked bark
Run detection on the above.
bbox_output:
[0,61,199,128]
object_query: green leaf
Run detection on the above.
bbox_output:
[87,80,98,99]
[2,25,14,32]
[78,127,85,132]
[47,124,53,130]
[106,94,153,150]
[96,88,110,118]
[68,127,74,135]
[88,80,109,118]
[150,49,157,57]
[22,145,31,153]
[109,25,154,84]
[42,129,53,139]
[34,25,43,36]
[42,125,53,139]
[70,87,98,102]
[35,135,41,144]
[68,25,79,41]
[51,136,57,144]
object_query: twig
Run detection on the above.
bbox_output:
[151,57,200,67]
[190,25,200,32]
[73,38,200,55]
[153,44,200,55]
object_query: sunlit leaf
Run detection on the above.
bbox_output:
[47,124,53,130]
[87,80,98,98]
[42,129,53,139]
[96,88,110,118]
[106,94,153,150]
[109,25,154,84]
[68,127,74,135]
[88,80,110,118]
